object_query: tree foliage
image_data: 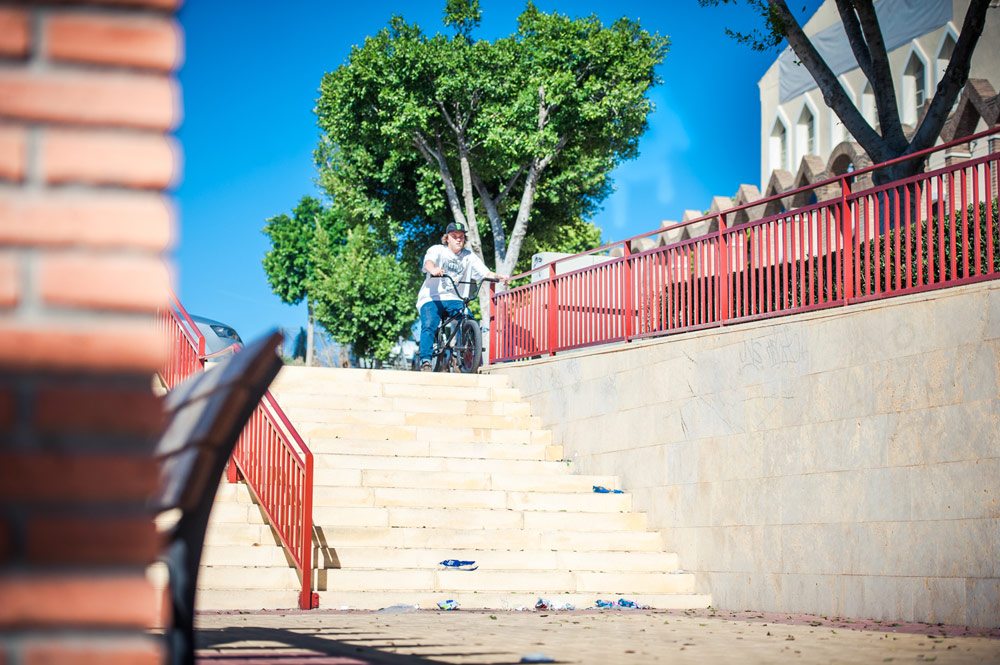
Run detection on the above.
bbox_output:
[701,0,992,182]
[315,2,668,288]
[309,225,415,363]
[262,195,348,305]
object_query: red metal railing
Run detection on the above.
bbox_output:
[490,128,1000,362]
[157,296,317,609]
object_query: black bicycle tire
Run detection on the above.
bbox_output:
[433,327,449,372]
[457,319,482,373]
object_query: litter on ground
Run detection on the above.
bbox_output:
[439,559,478,570]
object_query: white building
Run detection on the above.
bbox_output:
[758,0,1000,192]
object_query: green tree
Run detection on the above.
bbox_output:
[262,196,348,364]
[315,1,667,317]
[701,0,992,184]
[309,225,416,364]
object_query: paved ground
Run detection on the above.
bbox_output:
[195,607,1000,664]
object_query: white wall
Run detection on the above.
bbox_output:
[490,280,1000,626]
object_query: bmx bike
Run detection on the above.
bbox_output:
[429,274,496,373]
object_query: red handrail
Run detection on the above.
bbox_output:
[156,296,317,609]
[492,128,1000,362]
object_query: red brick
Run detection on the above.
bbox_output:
[35,384,163,435]
[0,8,30,58]
[40,253,170,313]
[0,322,166,373]
[0,452,158,503]
[0,192,173,251]
[0,254,18,308]
[0,70,178,130]
[23,640,162,665]
[27,516,160,565]
[43,129,179,189]
[47,13,181,72]
[0,573,160,628]
[0,124,27,182]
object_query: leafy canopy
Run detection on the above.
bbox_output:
[309,225,415,363]
[315,2,668,283]
[262,195,348,306]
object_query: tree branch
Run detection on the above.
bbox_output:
[413,131,469,230]
[471,170,508,266]
[834,0,873,81]
[909,0,991,153]
[768,0,889,162]
[853,1,906,149]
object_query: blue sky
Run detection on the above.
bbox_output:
[175,0,821,344]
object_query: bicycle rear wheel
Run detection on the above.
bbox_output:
[456,319,483,373]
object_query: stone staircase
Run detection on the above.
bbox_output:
[191,366,711,611]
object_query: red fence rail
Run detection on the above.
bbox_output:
[157,296,317,609]
[491,128,1000,362]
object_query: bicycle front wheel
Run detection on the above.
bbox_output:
[457,319,483,373]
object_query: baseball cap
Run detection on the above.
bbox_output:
[445,222,467,234]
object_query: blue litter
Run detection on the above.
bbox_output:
[437,599,459,610]
[595,597,649,609]
[592,485,624,494]
[439,559,478,571]
[520,654,556,663]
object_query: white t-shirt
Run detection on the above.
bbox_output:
[416,244,490,310]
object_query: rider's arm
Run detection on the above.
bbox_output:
[423,258,444,278]
[486,270,510,285]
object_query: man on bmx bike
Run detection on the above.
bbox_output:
[416,221,509,372]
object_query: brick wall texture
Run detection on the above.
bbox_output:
[0,1,181,662]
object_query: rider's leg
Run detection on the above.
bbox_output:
[418,302,442,367]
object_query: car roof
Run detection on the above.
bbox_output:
[189,314,234,328]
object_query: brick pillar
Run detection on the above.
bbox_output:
[0,1,181,663]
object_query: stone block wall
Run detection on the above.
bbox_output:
[491,280,1000,627]
[0,1,180,662]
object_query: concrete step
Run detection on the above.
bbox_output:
[273,366,512,389]
[313,526,665,551]
[271,392,532,417]
[304,438,564,461]
[298,423,551,446]
[308,569,696,595]
[190,586,710,612]
[286,408,541,431]
[313,453,566,474]
[308,506,647,531]
[316,590,712,611]
[333,469,618,492]
[195,588,299,611]
[200,543,679,572]
[311,547,679,572]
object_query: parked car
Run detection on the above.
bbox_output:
[188,314,243,360]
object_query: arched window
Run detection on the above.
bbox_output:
[770,119,788,172]
[795,105,816,164]
[902,52,927,126]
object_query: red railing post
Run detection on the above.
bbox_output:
[717,213,730,323]
[547,263,558,356]
[298,451,315,609]
[488,281,497,365]
[623,243,634,339]
[840,176,854,302]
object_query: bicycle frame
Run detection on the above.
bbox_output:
[430,275,493,372]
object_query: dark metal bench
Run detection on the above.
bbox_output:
[151,331,283,665]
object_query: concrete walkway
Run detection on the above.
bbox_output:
[195,607,1000,664]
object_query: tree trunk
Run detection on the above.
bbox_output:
[306,301,315,367]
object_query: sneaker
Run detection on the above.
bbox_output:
[420,361,432,372]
